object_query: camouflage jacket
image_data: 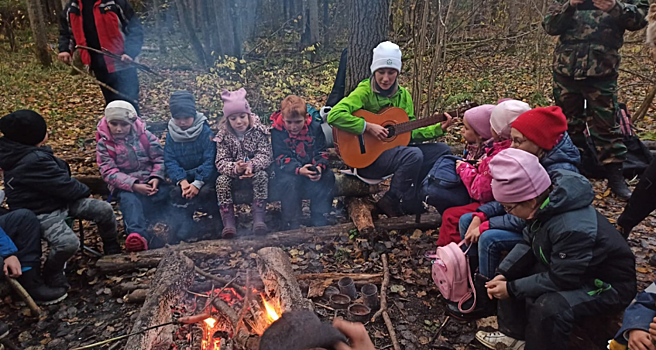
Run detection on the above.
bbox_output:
[543,0,648,79]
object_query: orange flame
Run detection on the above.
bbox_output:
[261,296,280,321]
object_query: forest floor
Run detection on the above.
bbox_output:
[1,27,656,350]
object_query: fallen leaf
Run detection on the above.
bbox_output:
[410,229,423,240]
[390,285,406,293]
[417,291,427,298]
[637,267,649,274]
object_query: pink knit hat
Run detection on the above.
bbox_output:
[490,100,531,139]
[490,148,551,203]
[221,88,251,117]
[463,104,495,140]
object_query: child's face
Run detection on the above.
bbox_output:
[510,128,542,157]
[374,68,398,90]
[108,120,132,139]
[462,118,481,144]
[283,114,306,135]
[500,199,537,220]
[173,116,195,130]
[228,113,250,134]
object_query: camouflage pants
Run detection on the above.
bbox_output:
[37,198,117,273]
[553,73,626,164]
[216,171,268,206]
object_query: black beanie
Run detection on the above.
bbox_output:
[169,91,197,119]
[0,110,47,146]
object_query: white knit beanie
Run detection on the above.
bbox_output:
[105,101,138,124]
[490,100,531,139]
[370,41,402,74]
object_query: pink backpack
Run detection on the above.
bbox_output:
[427,241,476,313]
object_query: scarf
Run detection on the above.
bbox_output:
[168,113,208,142]
[370,74,399,98]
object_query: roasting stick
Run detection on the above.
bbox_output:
[68,321,175,350]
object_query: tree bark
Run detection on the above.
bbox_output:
[346,0,390,93]
[95,213,442,274]
[256,247,314,312]
[175,0,207,67]
[25,0,52,67]
[301,0,319,46]
[322,0,330,45]
[346,197,375,235]
[216,0,239,57]
[153,0,167,54]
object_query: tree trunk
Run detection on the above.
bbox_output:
[322,0,330,46]
[346,0,390,93]
[308,0,319,44]
[52,0,63,21]
[216,0,240,57]
[175,0,207,67]
[25,0,52,67]
[153,0,167,54]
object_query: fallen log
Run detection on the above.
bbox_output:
[346,197,375,235]
[256,247,313,312]
[123,250,195,350]
[96,213,441,274]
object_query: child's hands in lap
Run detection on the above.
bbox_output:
[184,185,199,199]
[299,164,321,181]
[148,178,160,191]
[3,255,22,278]
[133,183,156,196]
[465,216,482,244]
[235,161,249,174]
[486,275,509,300]
[629,329,656,350]
[649,318,656,345]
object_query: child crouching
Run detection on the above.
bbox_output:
[270,95,335,230]
[96,101,169,252]
[215,88,272,237]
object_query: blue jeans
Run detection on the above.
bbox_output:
[117,184,171,240]
[459,213,523,278]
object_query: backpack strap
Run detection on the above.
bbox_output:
[457,241,477,314]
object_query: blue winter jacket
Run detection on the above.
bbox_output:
[611,282,656,349]
[164,122,218,185]
[0,226,17,259]
[477,133,581,232]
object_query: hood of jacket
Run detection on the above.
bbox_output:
[215,113,269,143]
[96,116,147,143]
[270,110,312,132]
[0,138,49,170]
[536,169,594,220]
[541,132,581,173]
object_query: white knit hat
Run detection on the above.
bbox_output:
[490,100,531,139]
[370,41,402,74]
[105,101,138,123]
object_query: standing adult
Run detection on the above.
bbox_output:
[543,0,648,200]
[58,0,144,113]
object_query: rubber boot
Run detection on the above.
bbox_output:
[605,163,631,201]
[220,204,237,238]
[252,200,268,235]
[376,193,403,217]
[17,268,68,305]
[102,237,122,255]
[446,274,496,321]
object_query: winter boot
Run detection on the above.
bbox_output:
[252,200,268,235]
[42,264,71,290]
[446,274,496,320]
[220,204,237,238]
[17,268,68,305]
[102,238,122,255]
[401,198,426,216]
[376,193,403,217]
[605,163,631,201]
[476,331,525,350]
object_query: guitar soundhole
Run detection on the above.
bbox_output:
[385,125,397,139]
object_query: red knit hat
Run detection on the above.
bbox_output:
[511,106,568,150]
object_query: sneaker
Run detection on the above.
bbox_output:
[125,233,148,252]
[476,331,525,350]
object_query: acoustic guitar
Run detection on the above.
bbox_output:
[333,102,477,168]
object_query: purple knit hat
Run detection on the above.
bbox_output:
[463,104,495,140]
[490,148,551,203]
[221,88,251,117]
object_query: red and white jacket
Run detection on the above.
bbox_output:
[59,0,143,73]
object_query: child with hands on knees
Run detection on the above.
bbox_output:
[476,148,635,350]
[96,101,169,252]
[164,91,220,241]
[215,88,272,238]
[271,95,335,230]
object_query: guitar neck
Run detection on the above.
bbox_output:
[394,113,446,135]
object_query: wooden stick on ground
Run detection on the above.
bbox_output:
[234,271,252,336]
[6,278,40,316]
[371,254,400,350]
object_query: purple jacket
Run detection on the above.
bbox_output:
[215,115,272,178]
[96,117,166,193]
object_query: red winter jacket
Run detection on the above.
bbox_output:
[59,0,143,73]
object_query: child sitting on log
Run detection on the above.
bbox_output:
[164,91,220,241]
[270,95,334,230]
[215,88,272,237]
[0,204,68,304]
[96,101,169,252]
[609,280,656,350]
[475,148,635,350]
[328,41,454,217]
[0,110,120,290]
[450,106,581,320]
[436,100,530,247]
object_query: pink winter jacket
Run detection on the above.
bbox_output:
[456,139,511,203]
[96,117,166,193]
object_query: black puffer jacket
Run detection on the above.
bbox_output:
[0,138,90,214]
[498,170,636,302]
